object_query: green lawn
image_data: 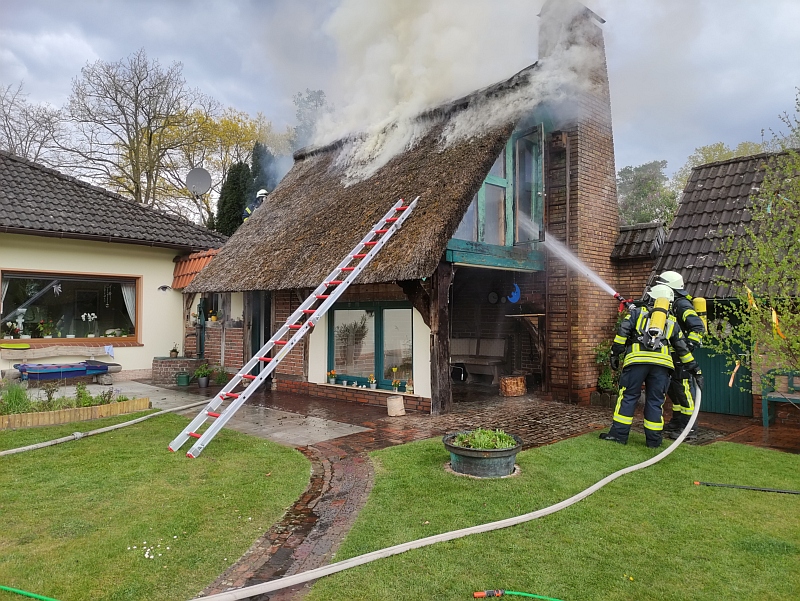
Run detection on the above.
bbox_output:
[306,433,800,601]
[0,412,310,601]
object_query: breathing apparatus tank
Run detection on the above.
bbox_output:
[640,284,674,350]
[693,296,707,330]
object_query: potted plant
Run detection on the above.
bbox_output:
[194,363,213,388]
[19,325,32,339]
[367,373,377,389]
[81,312,98,337]
[442,428,523,478]
[36,319,55,339]
[169,342,179,358]
[3,321,20,339]
[391,378,401,392]
[209,309,218,322]
[327,369,337,385]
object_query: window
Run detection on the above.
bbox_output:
[329,303,412,388]
[452,125,544,247]
[1,272,137,339]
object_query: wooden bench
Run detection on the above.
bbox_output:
[450,338,508,385]
[761,369,800,428]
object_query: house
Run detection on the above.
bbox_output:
[0,150,226,380]
[187,1,626,414]
[649,150,799,425]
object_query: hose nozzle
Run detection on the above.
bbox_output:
[613,292,634,312]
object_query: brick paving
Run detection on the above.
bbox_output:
[198,385,799,600]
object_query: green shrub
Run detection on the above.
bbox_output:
[452,428,517,450]
[213,368,229,385]
[75,383,93,407]
[94,389,115,405]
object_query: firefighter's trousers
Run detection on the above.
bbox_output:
[608,363,672,446]
[667,362,697,427]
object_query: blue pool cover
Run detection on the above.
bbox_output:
[13,360,120,381]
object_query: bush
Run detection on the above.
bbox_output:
[213,369,229,385]
[0,383,32,414]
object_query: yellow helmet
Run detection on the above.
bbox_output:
[647,284,675,302]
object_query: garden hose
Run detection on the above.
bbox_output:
[0,584,60,601]
[474,590,564,599]
[0,399,210,457]
[193,390,703,601]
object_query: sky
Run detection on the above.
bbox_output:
[1,0,799,177]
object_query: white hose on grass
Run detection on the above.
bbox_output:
[0,399,211,457]
[194,390,703,601]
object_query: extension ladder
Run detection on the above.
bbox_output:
[169,196,419,457]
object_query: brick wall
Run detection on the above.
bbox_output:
[615,258,655,302]
[544,15,619,404]
[753,395,800,428]
[151,357,207,386]
[181,320,246,375]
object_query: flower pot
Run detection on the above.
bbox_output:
[369,383,377,389]
[341,380,348,387]
[328,378,336,384]
[66,334,75,339]
[3,336,12,340]
[20,334,31,339]
[43,335,53,339]
[210,316,218,322]
[198,376,210,388]
[442,432,522,478]
[87,333,95,338]
[169,351,178,358]
[392,387,398,392]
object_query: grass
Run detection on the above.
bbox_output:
[305,433,800,601]
[0,411,310,601]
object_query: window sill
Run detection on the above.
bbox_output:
[318,383,419,397]
[22,338,142,348]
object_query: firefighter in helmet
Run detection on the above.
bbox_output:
[600,284,701,448]
[242,189,268,222]
[655,270,706,440]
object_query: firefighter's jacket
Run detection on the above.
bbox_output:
[672,288,706,349]
[611,305,696,370]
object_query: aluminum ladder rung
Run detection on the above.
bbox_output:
[169,196,419,457]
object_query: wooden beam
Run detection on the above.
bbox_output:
[397,280,431,327]
[429,261,453,415]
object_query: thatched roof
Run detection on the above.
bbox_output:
[187,69,535,293]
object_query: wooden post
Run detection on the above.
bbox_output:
[430,261,453,415]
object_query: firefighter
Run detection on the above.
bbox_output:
[599,284,701,448]
[242,188,268,222]
[655,270,706,440]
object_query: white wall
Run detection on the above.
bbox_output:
[305,308,431,398]
[1,233,185,373]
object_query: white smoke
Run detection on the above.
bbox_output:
[313,0,604,183]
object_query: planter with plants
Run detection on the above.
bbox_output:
[3,321,20,339]
[194,363,213,388]
[327,369,337,385]
[169,342,179,358]
[367,373,377,389]
[0,382,148,430]
[36,319,55,339]
[442,428,522,478]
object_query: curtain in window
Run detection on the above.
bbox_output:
[121,283,136,326]
[1,279,7,314]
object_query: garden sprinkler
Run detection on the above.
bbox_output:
[473,590,564,600]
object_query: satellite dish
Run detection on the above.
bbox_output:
[185,168,212,196]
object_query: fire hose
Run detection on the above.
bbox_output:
[193,388,703,601]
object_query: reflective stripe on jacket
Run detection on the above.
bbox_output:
[612,306,695,370]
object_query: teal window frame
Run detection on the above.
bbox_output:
[327,301,413,389]
[448,124,545,269]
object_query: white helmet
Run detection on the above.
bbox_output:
[657,271,684,290]
[256,189,268,198]
[647,284,675,302]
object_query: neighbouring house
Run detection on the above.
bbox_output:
[611,223,666,302]
[649,150,800,426]
[0,150,226,381]
[187,1,627,414]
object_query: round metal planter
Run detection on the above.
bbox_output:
[442,431,523,478]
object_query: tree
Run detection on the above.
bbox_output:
[292,89,328,151]
[0,82,60,163]
[55,49,215,207]
[248,141,277,197]
[215,162,251,236]
[671,141,765,197]
[712,93,800,378]
[616,160,678,225]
